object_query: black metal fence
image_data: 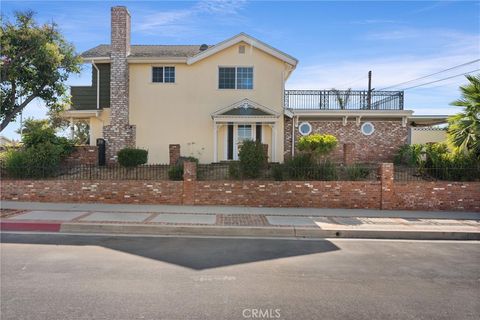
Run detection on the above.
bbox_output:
[284,90,404,110]
[395,166,480,182]
[1,164,174,180]
[2,163,478,182]
[197,163,379,181]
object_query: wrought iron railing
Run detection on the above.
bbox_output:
[284,90,404,110]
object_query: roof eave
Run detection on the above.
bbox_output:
[187,33,298,67]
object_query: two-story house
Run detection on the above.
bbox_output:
[66,6,425,164]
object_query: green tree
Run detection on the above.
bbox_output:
[298,133,338,162]
[48,107,90,145]
[448,74,480,156]
[0,11,81,131]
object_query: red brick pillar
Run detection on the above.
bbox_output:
[169,144,180,165]
[343,143,355,165]
[378,163,394,210]
[182,161,197,205]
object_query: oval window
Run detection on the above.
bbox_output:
[298,122,312,136]
[361,122,375,136]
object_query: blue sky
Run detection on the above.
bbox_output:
[2,0,480,139]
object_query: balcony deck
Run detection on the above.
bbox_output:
[284,90,404,110]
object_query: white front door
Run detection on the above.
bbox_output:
[234,124,253,160]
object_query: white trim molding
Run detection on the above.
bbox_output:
[187,33,298,67]
[212,98,281,118]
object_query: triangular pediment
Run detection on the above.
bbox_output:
[188,33,298,67]
[212,99,280,118]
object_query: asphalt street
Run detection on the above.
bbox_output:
[1,233,479,320]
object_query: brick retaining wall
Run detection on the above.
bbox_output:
[194,181,381,208]
[393,182,480,212]
[1,180,183,204]
[2,161,478,211]
[1,179,478,211]
[63,146,98,166]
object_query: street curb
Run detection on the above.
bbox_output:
[1,221,61,232]
[294,227,480,240]
[59,223,480,240]
[60,223,297,237]
[2,221,478,240]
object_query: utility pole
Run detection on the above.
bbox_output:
[367,70,372,109]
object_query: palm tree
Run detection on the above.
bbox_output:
[448,74,480,156]
[331,88,352,110]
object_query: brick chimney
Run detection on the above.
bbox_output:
[103,6,135,163]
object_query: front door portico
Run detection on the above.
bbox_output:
[211,99,281,162]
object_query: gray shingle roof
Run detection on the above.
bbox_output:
[81,44,211,59]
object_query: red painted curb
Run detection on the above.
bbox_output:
[0,221,61,232]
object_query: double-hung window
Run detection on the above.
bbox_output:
[152,66,175,83]
[219,67,253,89]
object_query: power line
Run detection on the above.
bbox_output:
[379,59,480,90]
[401,68,480,90]
[334,75,366,88]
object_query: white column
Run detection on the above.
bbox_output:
[271,123,276,162]
[213,122,218,163]
[70,117,74,140]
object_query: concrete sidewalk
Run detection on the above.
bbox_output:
[2,200,480,219]
[1,205,479,240]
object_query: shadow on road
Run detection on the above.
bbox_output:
[1,233,340,270]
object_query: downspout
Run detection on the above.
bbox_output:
[92,62,100,109]
[292,115,296,157]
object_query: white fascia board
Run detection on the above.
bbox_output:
[213,116,279,123]
[62,110,101,118]
[127,57,187,64]
[408,115,449,120]
[81,57,111,63]
[283,109,294,118]
[291,109,414,118]
[187,33,298,67]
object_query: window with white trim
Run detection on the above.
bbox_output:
[361,122,375,135]
[219,67,253,89]
[152,66,175,83]
[298,122,312,136]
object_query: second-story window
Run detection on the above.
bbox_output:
[152,66,175,83]
[219,67,253,89]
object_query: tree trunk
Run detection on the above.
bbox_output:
[0,93,38,132]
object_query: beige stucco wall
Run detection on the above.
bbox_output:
[129,42,288,163]
[410,127,447,145]
[89,109,110,146]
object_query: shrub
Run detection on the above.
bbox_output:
[168,165,183,181]
[285,154,315,180]
[346,164,371,181]
[271,164,285,181]
[298,134,338,160]
[4,142,63,178]
[394,144,424,166]
[314,161,338,181]
[238,140,266,178]
[117,148,148,167]
[228,162,241,179]
[21,119,74,156]
[284,155,338,180]
[21,119,57,148]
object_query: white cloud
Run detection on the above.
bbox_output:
[134,0,247,34]
[286,29,480,114]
